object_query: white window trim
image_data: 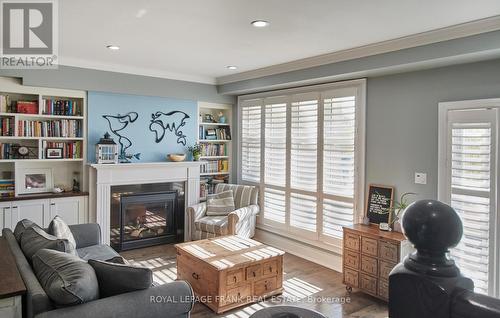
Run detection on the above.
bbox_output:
[237,79,366,252]
[438,98,500,297]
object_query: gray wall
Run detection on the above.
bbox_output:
[0,65,235,104]
[366,59,500,201]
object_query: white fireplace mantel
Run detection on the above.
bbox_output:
[89,162,202,244]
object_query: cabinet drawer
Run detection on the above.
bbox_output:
[262,259,279,277]
[361,237,378,256]
[246,264,263,280]
[343,268,359,288]
[379,241,399,262]
[361,255,378,276]
[360,273,377,295]
[225,284,251,305]
[378,279,389,299]
[379,260,396,280]
[177,259,208,295]
[344,232,360,251]
[254,276,277,296]
[226,268,244,286]
[344,250,360,269]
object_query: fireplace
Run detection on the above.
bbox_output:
[110,182,185,251]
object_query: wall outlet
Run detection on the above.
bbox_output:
[415,172,427,185]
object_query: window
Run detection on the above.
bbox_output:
[438,101,499,297]
[238,80,366,248]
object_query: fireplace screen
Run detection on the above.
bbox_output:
[111,191,178,251]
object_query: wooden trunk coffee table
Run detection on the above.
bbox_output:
[175,235,284,314]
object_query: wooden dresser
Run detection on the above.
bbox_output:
[342,224,413,301]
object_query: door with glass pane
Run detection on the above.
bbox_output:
[440,107,498,296]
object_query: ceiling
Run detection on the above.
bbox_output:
[59,1,500,84]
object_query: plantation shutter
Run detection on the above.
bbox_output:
[240,100,262,183]
[444,108,497,296]
[322,88,357,239]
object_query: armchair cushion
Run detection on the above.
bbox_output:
[206,190,235,216]
[195,216,229,235]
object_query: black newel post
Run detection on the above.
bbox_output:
[388,200,474,318]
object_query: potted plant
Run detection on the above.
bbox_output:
[390,192,416,232]
[187,143,202,161]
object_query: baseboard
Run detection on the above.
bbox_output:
[254,228,343,272]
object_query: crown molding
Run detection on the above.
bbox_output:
[59,57,217,85]
[216,15,500,85]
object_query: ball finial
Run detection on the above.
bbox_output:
[401,200,463,277]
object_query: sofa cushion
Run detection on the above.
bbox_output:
[88,259,152,298]
[195,215,229,235]
[77,244,121,262]
[14,218,36,242]
[206,190,235,216]
[32,249,99,306]
[48,216,77,255]
[21,225,70,262]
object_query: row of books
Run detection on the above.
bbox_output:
[0,117,14,136]
[0,143,13,159]
[200,159,229,174]
[199,127,231,140]
[42,141,82,159]
[18,119,82,138]
[0,95,39,114]
[0,179,14,197]
[200,143,227,157]
[42,99,82,116]
[199,177,227,199]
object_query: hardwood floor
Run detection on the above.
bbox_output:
[121,243,388,318]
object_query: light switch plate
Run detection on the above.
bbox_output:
[415,172,427,185]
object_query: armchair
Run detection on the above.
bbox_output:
[187,183,259,240]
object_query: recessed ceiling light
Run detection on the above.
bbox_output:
[226,65,238,70]
[106,45,120,50]
[251,20,269,28]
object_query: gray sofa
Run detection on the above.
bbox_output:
[3,223,194,318]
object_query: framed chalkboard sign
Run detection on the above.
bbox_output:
[366,184,394,224]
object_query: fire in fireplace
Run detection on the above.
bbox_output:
[110,183,184,251]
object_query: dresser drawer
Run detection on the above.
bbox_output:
[254,276,277,296]
[225,284,251,305]
[344,232,360,251]
[378,279,389,299]
[360,273,377,295]
[226,268,244,286]
[343,268,359,288]
[379,260,396,280]
[379,241,399,262]
[262,259,278,277]
[344,250,360,269]
[361,236,378,256]
[361,255,378,276]
[246,264,263,280]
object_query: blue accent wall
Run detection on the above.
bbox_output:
[88,91,197,163]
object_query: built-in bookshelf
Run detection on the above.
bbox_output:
[0,76,87,197]
[197,102,232,201]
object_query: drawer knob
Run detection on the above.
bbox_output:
[192,272,200,280]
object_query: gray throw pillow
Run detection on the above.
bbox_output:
[88,259,152,298]
[206,190,235,216]
[21,225,70,262]
[33,249,99,306]
[48,216,77,255]
[13,219,35,242]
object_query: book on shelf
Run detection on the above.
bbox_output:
[42,141,82,159]
[42,99,82,116]
[0,117,14,136]
[199,176,229,199]
[200,126,232,141]
[0,179,14,197]
[16,101,38,114]
[18,119,82,138]
[200,159,229,174]
[0,143,12,159]
[200,143,227,156]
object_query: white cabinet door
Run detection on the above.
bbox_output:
[49,196,86,225]
[11,199,50,228]
[0,202,12,230]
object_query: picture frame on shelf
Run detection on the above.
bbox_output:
[15,168,54,194]
[365,184,394,225]
[46,147,63,159]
